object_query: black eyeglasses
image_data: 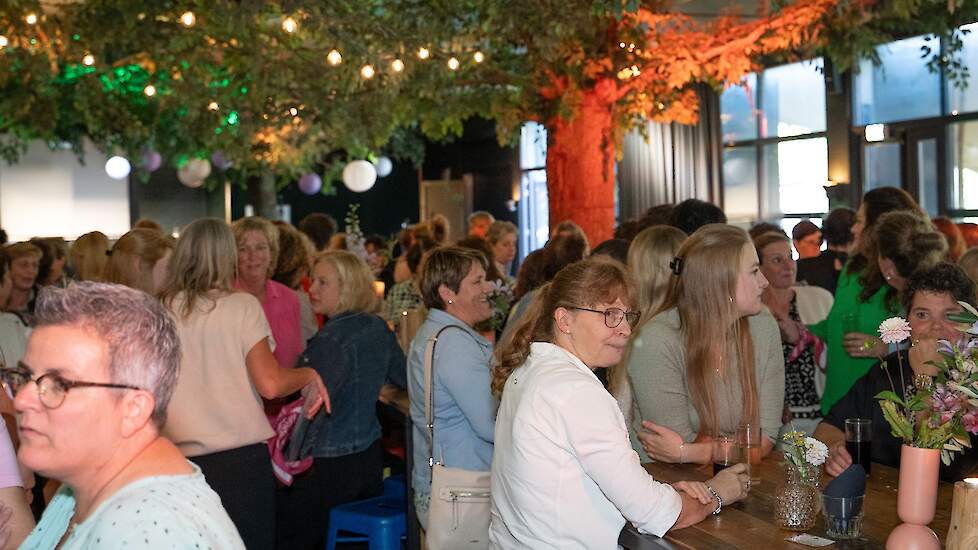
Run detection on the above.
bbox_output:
[0,366,143,410]
[566,306,639,328]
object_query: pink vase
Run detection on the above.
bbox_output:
[886,445,941,550]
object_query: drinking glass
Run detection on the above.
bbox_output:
[736,423,761,484]
[845,418,873,475]
[842,312,859,336]
[821,494,864,539]
[712,434,734,476]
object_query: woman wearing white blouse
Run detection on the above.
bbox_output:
[489,258,749,549]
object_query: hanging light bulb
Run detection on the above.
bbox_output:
[105,156,131,180]
[417,47,430,60]
[282,16,298,33]
[144,85,157,97]
[0,36,9,49]
[327,49,342,65]
[25,13,38,25]
[447,57,459,70]
[391,59,404,72]
[180,11,196,27]
[208,101,219,111]
[473,51,484,63]
[360,65,375,79]
[289,107,299,116]
[82,54,95,66]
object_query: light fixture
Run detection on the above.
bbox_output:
[289,107,299,116]
[327,49,342,65]
[208,101,219,111]
[180,11,195,27]
[360,65,375,79]
[282,16,298,33]
[105,156,131,180]
[391,59,404,72]
[865,123,885,143]
[143,85,156,97]
[82,54,95,66]
[417,47,430,59]
[25,13,38,25]
[473,51,484,63]
[447,57,459,70]
[0,36,8,49]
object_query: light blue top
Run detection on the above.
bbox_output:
[20,463,244,550]
[408,308,496,500]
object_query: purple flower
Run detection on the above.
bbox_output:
[938,339,955,356]
[964,411,978,435]
[931,384,962,414]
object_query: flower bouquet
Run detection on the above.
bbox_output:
[875,313,978,464]
[476,278,515,334]
[781,430,829,482]
[777,430,828,530]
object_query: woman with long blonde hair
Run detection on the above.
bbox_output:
[159,218,328,549]
[609,225,685,424]
[102,228,174,294]
[626,224,784,464]
[68,231,109,281]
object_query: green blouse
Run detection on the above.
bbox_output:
[808,264,900,416]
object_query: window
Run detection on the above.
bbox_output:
[950,120,978,211]
[948,23,978,114]
[853,35,942,125]
[719,58,828,223]
[518,122,549,257]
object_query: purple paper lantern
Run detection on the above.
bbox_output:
[211,150,232,171]
[142,150,162,172]
[298,172,322,195]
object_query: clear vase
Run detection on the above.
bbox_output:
[776,462,821,531]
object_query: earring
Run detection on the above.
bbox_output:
[884,274,892,281]
[447,299,454,304]
[728,296,734,303]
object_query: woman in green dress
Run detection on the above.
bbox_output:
[809,187,925,415]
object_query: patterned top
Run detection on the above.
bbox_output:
[783,298,821,420]
[383,279,423,326]
[20,463,244,549]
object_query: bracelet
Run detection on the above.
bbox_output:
[705,484,723,515]
[679,442,687,464]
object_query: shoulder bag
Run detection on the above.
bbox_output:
[424,325,491,550]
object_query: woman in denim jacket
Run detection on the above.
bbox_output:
[277,250,407,549]
[408,246,496,527]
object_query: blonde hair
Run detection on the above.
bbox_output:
[486,221,517,245]
[69,231,110,281]
[609,225,686,399]
[959,248,978,287]
[231,217,280,277]
[5,242,42,262]
[646,224,758,438]
[103,229,175,294]
[159,218,237,318]
[313,250,377,314]
[493,257,632,397]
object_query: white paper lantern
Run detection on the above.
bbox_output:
[105,156,131,180]
[374,156,393,178]
[342,160,377,192]
[177,158,211,188]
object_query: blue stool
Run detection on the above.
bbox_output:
[326,496,406,550]
[383,474,406,500]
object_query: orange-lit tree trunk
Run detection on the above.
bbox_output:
[545,79,617,245]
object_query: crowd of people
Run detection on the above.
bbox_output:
[0,187,972,548]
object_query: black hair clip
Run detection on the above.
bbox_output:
[669,257,684,275]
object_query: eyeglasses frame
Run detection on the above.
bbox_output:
[565,306,639,328]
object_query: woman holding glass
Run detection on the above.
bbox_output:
[627,224,785,465]
[490,258,749,548]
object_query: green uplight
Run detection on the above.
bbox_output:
[226,111,239,125]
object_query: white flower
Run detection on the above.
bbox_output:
[803,437,829,466]
[879,317,912,345]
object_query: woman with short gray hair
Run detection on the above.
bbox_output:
[9,282,243,548]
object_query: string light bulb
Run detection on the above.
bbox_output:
[282,17,298,33]
[360,65,375,79]
[289,107,299,116]
[143,85,156,97]
[327,49,342,65]
[447,57,459,70]
[473,51,484,63]
[82,54,95,66]
[180,11,195,27]
[391,59,404,72]
[417,47,430,60]
[208,101,219,111]
[0,36,8,49]
[25,13,38,25]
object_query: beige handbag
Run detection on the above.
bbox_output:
[423,326,491,550]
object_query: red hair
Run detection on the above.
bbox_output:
[933,217,966,262]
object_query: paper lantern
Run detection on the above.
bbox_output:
[141,150,162,172]
[342,160,377,192]
[298,173,322,195]
[105,156,131,180]
[177,158,211,188]
[211,151,232,171]
[375,156,393,178]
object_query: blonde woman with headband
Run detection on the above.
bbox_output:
[626,224,785,465]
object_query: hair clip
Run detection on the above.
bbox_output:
[105,249,113,257]
[669,257,684,275]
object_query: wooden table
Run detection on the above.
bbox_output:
[618,459,953,549]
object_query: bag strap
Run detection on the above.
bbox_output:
[424,324,469,469]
